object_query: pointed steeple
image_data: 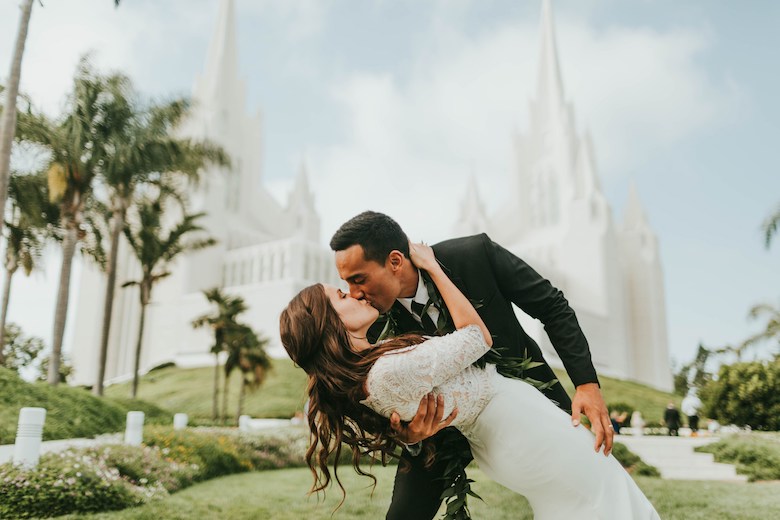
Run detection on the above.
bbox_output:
[575,131,601,197]
[288,160,320,241]
[289,161,315,210]
[455,173,489,236]
[535,0,566,117]
[623,182,649,231]
[195,0,243,109]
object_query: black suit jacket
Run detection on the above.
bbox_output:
[368,233,599,411]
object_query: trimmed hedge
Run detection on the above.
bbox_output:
[0,426,311,518]
[696,433,780,481]
[612,442,661,477]
[0,367,172,444]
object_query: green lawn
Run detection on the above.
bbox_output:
[554,368,681,424]
[102,359,680,425]
[104,359,308,422]
[54,466,780,519]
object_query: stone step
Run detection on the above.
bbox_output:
[615,436,747,482]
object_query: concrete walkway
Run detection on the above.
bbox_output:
[618,435,748,482]
[0,433,122,465]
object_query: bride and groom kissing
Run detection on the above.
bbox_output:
[279,211,659,519]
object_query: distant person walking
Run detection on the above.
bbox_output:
[663,403,681,436]
[681,389,703,436]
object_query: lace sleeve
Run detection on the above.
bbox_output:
[377,324,489,389]
[362,325,491,420]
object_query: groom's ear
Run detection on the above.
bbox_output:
[387,250,405,272]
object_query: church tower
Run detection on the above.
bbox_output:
[619,185,673,389]
[455,0,670,389]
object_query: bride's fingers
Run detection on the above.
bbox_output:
[438,407,458,430]
[389,412,403,433]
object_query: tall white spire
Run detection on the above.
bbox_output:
[535,0,566,118]
[196,0,243,109]
[623,182,650,231]
[454,174,489,236]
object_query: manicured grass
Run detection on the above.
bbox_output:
[104,360,679,425]
[104,358,307,422]
[54,466,780,519]
[0,368,171,444]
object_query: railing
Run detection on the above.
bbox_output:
[221,238,338,286]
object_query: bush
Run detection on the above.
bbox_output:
[0,367,173,444]
[611,442,660,477]
[142,425,319,480]
[0,449,144,519]
[0,427,304,518]
[701,359,780,430]
[696,433,780,481]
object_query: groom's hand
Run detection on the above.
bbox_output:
[571,382,613,456]
[390,393,458,444]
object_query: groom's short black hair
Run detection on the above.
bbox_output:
[330,211,409,265]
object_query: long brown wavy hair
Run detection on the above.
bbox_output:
[279,283,426,507]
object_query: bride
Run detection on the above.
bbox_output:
[279,243,660,519]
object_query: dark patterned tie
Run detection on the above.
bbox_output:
[411,300,437,334]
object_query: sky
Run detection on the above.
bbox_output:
[0,0,778,370]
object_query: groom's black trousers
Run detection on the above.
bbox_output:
[386,382,572,520]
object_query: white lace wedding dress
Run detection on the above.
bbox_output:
[360,325,660,519]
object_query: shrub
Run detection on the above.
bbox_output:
[0,367,174,444]
[696,433,780,481]
[701,359,780,430]
[0,449,144,519]
[611,442,660,477]
[87,444,199,492]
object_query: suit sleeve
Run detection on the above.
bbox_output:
[480,234,599,387]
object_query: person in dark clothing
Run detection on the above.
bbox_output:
[663,403,681,436]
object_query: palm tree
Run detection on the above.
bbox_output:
[226,324,271,425]
[0,0,121,242]
[15,58,131,385]
[762,204,780,249]
[739,303,780,358]
[93,94,228,396]
[0,0,36,242]
[0,172,59,355]
[122,194,216,398]
[192,288,248,421]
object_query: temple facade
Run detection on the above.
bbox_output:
[70,0,672,391]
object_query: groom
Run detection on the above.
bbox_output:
[330,211,612,520]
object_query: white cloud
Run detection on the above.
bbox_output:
[305,11,737,242]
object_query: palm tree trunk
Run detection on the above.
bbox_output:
[222,371,230,425]
[94,208,124,396]
[0,264,17,360]
[212,354,220,421]
[236,378,246,426]
[131,299,147,399]
[0,0,34,241]
[48,224,78,385]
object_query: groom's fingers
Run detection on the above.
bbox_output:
[571,406,582,427]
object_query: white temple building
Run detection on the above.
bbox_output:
[455,1,673,390]
[69,0,673,391]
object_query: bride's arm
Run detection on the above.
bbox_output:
[409,242,493,347]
